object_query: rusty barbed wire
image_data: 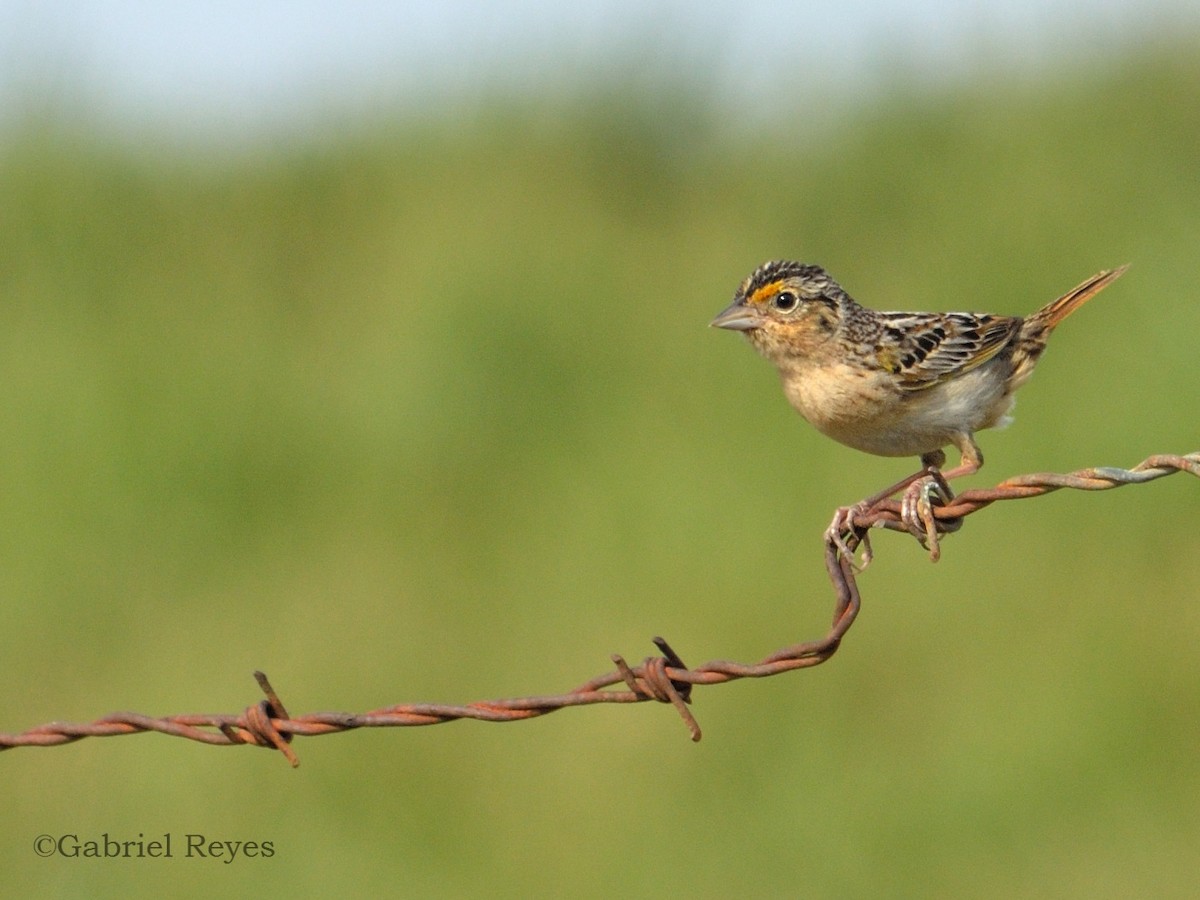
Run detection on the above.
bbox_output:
[2,451,1196,766]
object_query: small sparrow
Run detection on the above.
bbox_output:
[712,260,1128,555]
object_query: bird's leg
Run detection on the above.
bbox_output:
[900,439,982,561]
[937,435,983,482]
[825,450,948,569]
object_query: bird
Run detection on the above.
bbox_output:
[711,260,1128,557]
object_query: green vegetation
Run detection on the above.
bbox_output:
[3,43,1198,898]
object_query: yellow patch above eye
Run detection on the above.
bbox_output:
[747,280,786,306]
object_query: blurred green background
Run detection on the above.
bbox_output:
[3,8,1199,898]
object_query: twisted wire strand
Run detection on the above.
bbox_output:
[2,451,1195,766]
[860,452,1199,532]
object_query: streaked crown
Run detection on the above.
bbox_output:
[734,260,847,309]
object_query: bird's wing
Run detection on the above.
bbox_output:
[873,311,1020,392]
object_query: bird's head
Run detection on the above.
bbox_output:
[711,260,848,360]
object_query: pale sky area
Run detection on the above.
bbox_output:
[0,0,1195,138]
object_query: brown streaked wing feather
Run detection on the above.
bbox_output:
[874,311,1021,392]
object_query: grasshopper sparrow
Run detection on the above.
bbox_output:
[712,260,1128,556]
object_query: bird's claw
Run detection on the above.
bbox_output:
[825,502,874,571]
[900,476,946,562]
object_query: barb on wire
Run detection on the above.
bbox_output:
[2,451,1196,766]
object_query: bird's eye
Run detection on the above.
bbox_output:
[771,290,799,312]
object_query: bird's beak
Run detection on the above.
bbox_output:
[710,301,760,331]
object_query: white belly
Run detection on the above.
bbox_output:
[781,360,1014,458]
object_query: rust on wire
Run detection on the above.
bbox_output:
[2,451,1196,766]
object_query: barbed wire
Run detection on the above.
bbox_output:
[3,451,1196,767]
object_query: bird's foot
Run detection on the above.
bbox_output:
[899,471,952,562]
[825,501,875,571]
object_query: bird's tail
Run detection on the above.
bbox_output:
[1010,264,1129,386]
[1024,264,1129,335]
